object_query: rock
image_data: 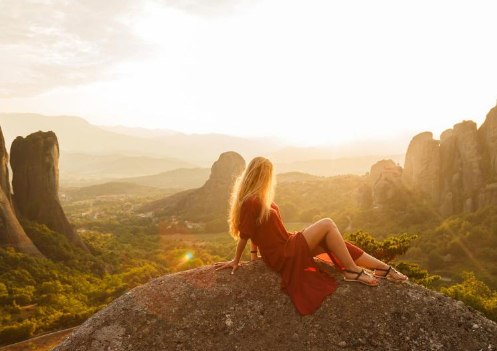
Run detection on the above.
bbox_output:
[0,127,12,202]
[10,131,87,250]
[402,132,440,204]
[141,151,245,222]
[369,159,404,208]
[54,260,497,351]
[356,183,373,209]
[439,121,484,216]
[0,127,42,256]
[479,104,497,179]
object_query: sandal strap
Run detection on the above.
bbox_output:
[344,268,364,279]
[375,266,392,275]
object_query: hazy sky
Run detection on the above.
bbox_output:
[1,0,496,146]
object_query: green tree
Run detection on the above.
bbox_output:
[441,271,497,321]
[345,230,417,263]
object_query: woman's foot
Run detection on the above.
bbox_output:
[343,268,379,286]
[373,264,408,282]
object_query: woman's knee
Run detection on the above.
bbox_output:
[320,217,337,230]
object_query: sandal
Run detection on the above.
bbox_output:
[373,265,408,282]
[343,268,379,287]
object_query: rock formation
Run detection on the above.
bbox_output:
[356,183,373,209]
[402,132,440,204]
[54,260,497,351]
[0,127,42,255]
[0,127,12,202]
[479,104,497,179]
[369,159,404,208]
[402,103,497,217]
[142,151,245,222]
[439,121,484,215]
[10,131,87,251]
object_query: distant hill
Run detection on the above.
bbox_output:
[59,153,195,187]
[0,113,283,165]
[276,172,324,183]
[0,113,156,156]
[118,168,210,189]
[275,154,405,176]
[60,182,170,201]
[98,125,179,138]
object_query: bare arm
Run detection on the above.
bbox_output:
[214,238,248,274]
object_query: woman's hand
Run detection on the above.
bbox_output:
[214,260,242,274]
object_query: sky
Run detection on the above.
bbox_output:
[1,0,497,147]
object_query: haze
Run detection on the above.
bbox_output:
[1,0,496,147]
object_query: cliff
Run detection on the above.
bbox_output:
[0,127,42,255]
[10,131,87,250]
[141,151,245,222]
[369,159,404,208]
[402,103,497,216]
[54,260,497,351]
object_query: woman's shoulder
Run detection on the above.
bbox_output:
[242,195,261,206]
[241,195,263,211]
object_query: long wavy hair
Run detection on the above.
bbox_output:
[228,157,276,239]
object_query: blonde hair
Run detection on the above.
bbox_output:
[228,157,276,239]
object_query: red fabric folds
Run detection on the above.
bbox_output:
[238,196,363,315]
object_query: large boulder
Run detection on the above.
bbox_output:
[402,132,440,204]
[10,131,87,250]
[54,260,497,351]
[142,151,245,222]
[0,127,42,255]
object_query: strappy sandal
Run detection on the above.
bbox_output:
[343,268,379,287]
[373,265,408,282]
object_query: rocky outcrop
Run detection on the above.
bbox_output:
[142,151,245,222]
[0,127,11,202]
[402,105,497,217]
[402,132,440,204]
[356,183,373,209]
[369,159,404,208]
[10,131,87,250]
[479,104,497,179]
[0,127,42,256]
[439,121,484,215]
[54,260,497,351]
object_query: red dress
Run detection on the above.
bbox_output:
[239,196,364,316]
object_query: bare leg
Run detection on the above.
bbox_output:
[302,218,378,285]
[355,252,408,281]
[354,252,389,269]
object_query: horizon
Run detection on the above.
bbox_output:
[1,1,497,147]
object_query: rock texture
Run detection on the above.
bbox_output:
[356,183,373,209]
[0,127,42,255]
[439,121,484,215]
[369,159,404,208]
[479,104,497,179]
[402,103,497,216]
[0,127,12,202]
[54,260,497,351]
[142,151,245,222]
[10,131,87,250]
[402,132,440,204]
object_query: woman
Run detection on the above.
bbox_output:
[214,157,407,315]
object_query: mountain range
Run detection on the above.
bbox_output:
[0,113,408,185]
